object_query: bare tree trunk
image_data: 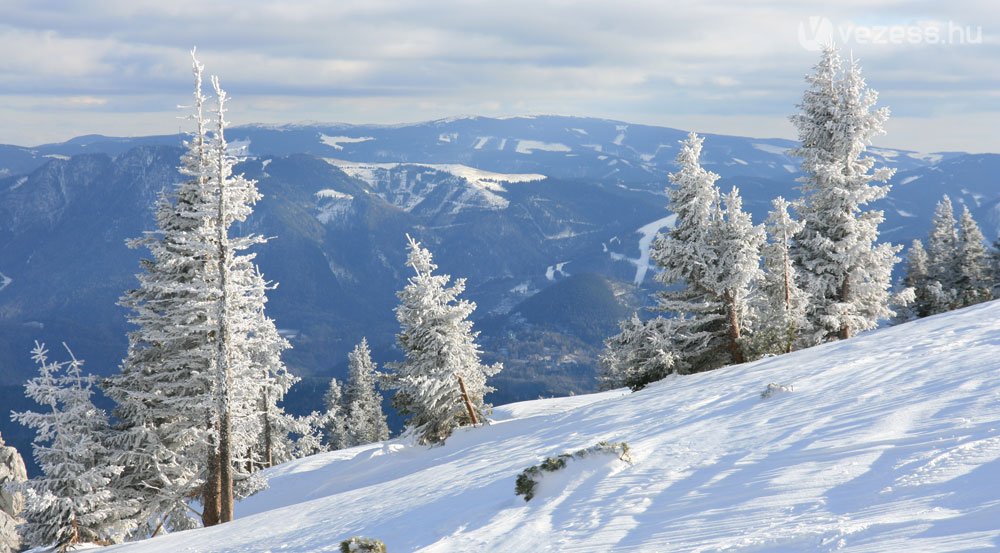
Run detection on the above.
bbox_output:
[202,421,221,527]
[213,90,235,524]
[839,276,852,340]
[783,250,794,354]
[723,290,745,364]
[219,408,234,522]
[151,517,165,538]
[263,389,273,468]
[456,375,479,426]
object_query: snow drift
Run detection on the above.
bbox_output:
[110,301,1000,552]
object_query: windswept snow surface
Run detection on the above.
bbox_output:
[110,302,1000,552]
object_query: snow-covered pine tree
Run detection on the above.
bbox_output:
[13,343,126,550]
[703,188,765,363]
[0,432,27,553]
[989,238,1000,299]
[954,206,992,308]
[753,197,810,355]
[926,194,959,312]
[790,46,901,342]
[901,239,935,320]
[649,132,728,371]
[599,314,686,391]
[384,236,502,445]
[204,73,287,524]
[226,262,295,475]
[103,51,221,535]
[343,339,390,446]
[322,378,350,451]
[105,53,292,532]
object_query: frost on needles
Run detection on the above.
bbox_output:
[382,235,502,445]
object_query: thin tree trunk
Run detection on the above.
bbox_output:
[202,421,221,527]
[214,90,234,524]
[839,275,851,340]
[203,454,220,526]
[219,408,234,522]
[263,389,273,468]
[724,290,745,364]
[783,249,794,354]
[456,375,479,426]
[151,517,166,538]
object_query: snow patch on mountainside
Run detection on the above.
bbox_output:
[320,134,374,150]
[315,189,353,200]
[325,159,544,194]
[515,140,572,154]
[314,189,354,224]
[227,139,251,155]
[109,301,1000,553]
[909,152,944,164]
[613,124,627,145]
[752,143,790,155]
[633,214,676,285]
[607,214,677,285]
[545,261,570,281]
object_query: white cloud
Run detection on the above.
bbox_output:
[0,0,997,151]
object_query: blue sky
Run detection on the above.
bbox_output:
[1,1,996,152]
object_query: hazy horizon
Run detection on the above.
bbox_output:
[2,1,997,152]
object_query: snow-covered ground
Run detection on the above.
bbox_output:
[110,301,1000,552]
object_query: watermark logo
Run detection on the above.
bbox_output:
[798,17,983,51]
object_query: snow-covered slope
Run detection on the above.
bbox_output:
[109,301,1000,552]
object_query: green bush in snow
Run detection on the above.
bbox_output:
[515,441,631,501]
[340,536,387,552]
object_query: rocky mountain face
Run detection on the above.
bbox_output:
[0,432,27,553]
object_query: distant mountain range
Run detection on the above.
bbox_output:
[1,115,997,472]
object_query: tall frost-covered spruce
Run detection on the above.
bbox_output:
[954,206,992,308]
[322,340,390,450]
[754,197,810,355]
[343,339,390,446]
[104,52,293,532]
[599,314,682,391]
[901,240,935,320]
[790,46,901,342]
[104,52,217,535]
[385,236,501,444]
[649,133,763,369]
[927,195,959,310]
[906,196,991,318]
[649,133,723,371]
[13,343,124,549]
[704,188,765,363]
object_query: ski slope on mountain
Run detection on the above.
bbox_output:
[110,302,1000,552]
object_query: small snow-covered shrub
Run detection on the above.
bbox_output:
[760,382,794,399]
[515,442,631,501]
[340,536,387,552]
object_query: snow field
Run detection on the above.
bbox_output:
[110,301,1000,552]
